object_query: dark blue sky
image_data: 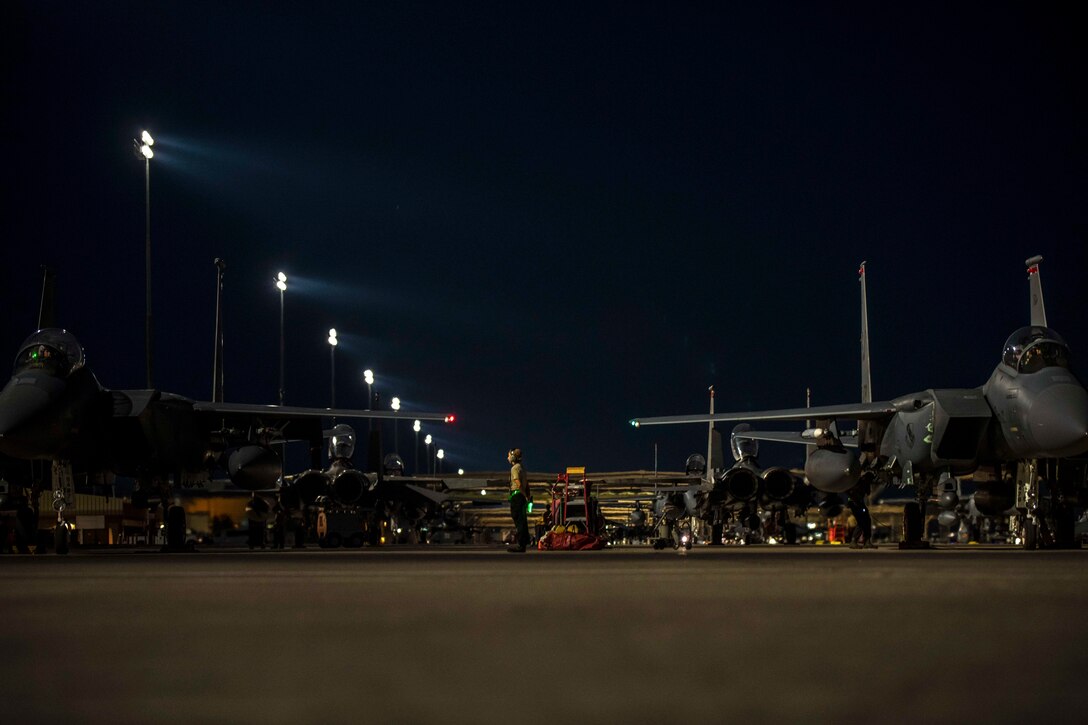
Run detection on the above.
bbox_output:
[3,2,1085,473]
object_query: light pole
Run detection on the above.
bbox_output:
[212,259,226,402]
[327,328,338,407]
[363,369,374,409]
[437,448,445,475]
[424,434,433,475]
[363,369,374,431]
[276,272,287,405]
[413,420,421,476]
[391,397,401,453]
[134,130,154,389]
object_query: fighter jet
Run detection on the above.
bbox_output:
[278,423,455,547]
[0,328,455,552]
[630,256,1088,548]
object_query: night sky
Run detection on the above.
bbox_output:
[4,2,1085,474]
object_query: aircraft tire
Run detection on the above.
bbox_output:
[1022,520,1039,550]
[14,505,35,554]
[54,523,69,555]
[166,505,187,550]
[1053,507,1079,549]
[902,502,923,543]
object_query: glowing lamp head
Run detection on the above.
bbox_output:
[363,369,374,385]
[458,469,464,476]
[437,449,444,460]
[391,397,401,412]
[425,434,432,445]
[141,130,154,146]
[630,419,640,428]
[327,328,338,346]
[275,280,286,292]
[413,420,421,433]
[444,414,456,423]
[139,144,154,160]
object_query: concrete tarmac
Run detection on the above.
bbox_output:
[2,545,1087,724]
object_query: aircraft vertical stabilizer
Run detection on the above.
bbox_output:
[1026,255,1047,327]
[38,266,56,330]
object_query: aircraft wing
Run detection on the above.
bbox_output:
[732,430,859,448]
[401,483,450,505]
[629,401,897,427]
[192,401,454,422]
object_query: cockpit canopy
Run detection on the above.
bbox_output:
[13,329,85,377]
[328,424,356,460]
[1001,326,1070,374]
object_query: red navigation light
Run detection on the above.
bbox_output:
[444,414,456,423]
[1027,265,1038,275]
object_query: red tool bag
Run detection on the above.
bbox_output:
[537,529,606,551]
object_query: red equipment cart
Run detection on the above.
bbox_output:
[537,467,606,550]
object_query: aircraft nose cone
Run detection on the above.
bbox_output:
[0,372,66,441]
[1028,383,1088,457]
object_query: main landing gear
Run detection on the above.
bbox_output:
[898,501,929,549]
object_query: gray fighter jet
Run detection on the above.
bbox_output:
[0,329,455,552]
[630,256,1088,548]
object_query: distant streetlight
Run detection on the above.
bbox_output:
[363,368,375,431]
[276,272,287,405]
[437,448,445,475]
[327,328,338,407]
[424,434,433,475]
[133,129,155,388]
[413,420,421,476]
[363,369,374,409]
[391,397,401,453]
[458,469,465,476]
